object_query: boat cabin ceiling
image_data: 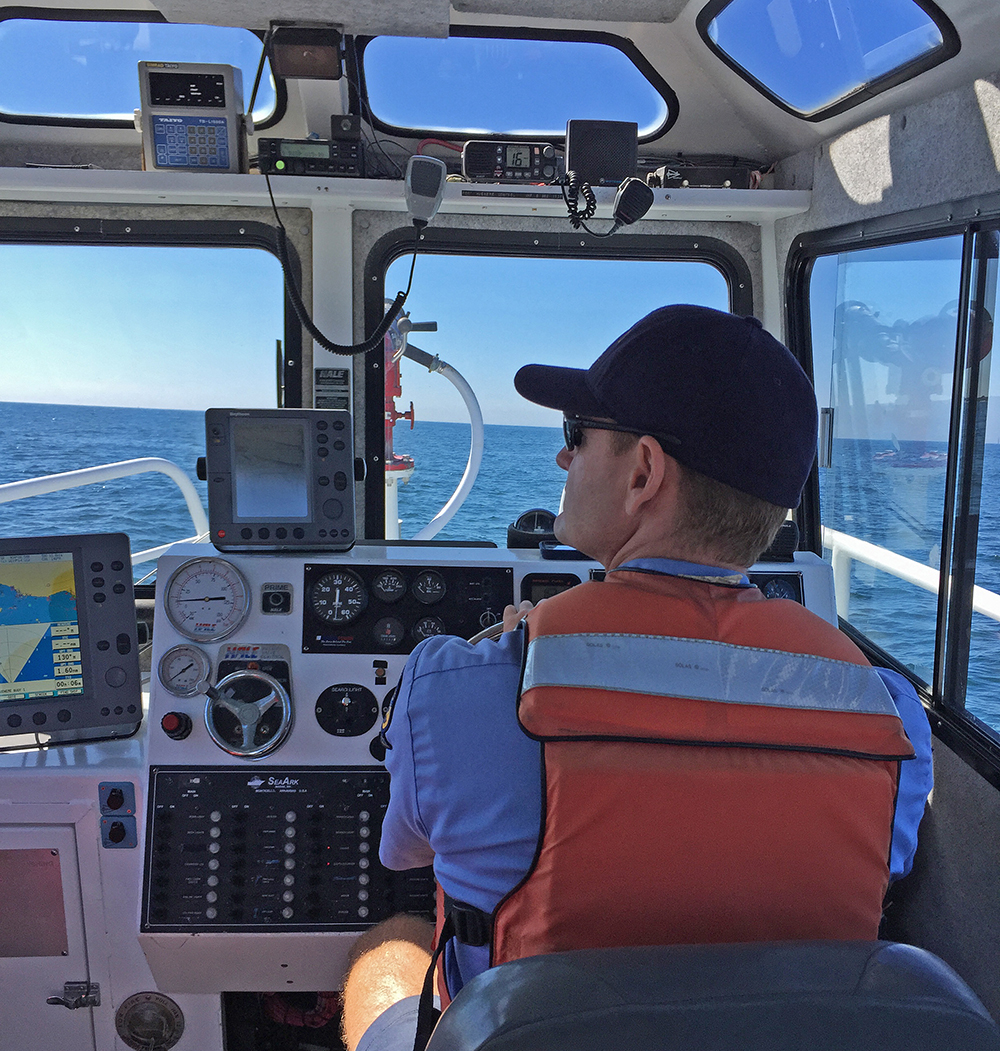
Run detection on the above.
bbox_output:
[2,1,1000,1049]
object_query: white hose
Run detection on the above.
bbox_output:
[410,357,485,541]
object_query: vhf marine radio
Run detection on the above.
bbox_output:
[204,408,356,552]
[462,140,558,182]
[137,62,247,173]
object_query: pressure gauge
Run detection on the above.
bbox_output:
[309,569,368,625]
[158,644,212,697]
[164,557,251,642]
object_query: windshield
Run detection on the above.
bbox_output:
[382,253,730,545]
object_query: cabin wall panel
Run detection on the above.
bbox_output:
[774,69,1000,321]
[888,738,1000,1020]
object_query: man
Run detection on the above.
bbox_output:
[341,305,933,1051]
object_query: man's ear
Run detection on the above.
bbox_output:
[624,436,674,515]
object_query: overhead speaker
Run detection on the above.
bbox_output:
[269,27,342,80]
[565,119,638,186]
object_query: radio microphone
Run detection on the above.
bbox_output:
[405,155,447,227]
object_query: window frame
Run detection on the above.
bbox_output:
[787,196,1000,789]
[0,214,302,405]
[351,26,679,144]
[362,226,750,537]
[696,0,960,123]
[0,6,286,129]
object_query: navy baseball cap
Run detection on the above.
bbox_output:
[514,304,818,508]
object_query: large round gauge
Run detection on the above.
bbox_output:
[309,570,368,625]
[158,644,211,698]
[164,558,251,642]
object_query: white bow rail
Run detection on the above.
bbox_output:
[0,458,209,566]
[824,526,1000,624]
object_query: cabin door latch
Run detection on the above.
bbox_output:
[47,981,101,1009]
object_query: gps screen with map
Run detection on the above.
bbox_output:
[0,551,84,703]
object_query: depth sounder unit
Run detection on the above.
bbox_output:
[205,408,356,552]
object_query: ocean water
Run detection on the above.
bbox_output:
[2,402,997,729]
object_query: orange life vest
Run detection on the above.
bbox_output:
[431,569,914,994]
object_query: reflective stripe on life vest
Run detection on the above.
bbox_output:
[524,632,901,715]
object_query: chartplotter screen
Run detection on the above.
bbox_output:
[0,551,83,703]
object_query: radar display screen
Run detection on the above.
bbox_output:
[0,551,83,703]
[232,417,310,520]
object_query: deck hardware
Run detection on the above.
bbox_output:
[46,981,100,1009]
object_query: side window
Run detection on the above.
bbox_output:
[808,235,1000,735]
[0,242,284,567]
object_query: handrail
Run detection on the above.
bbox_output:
[823,527,1000,623]
[0,458,209,565]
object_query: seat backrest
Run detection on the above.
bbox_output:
[425,941,1000,1051]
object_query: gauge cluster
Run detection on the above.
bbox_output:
[302,562,514,655]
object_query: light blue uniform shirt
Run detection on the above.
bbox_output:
[379,559,933,992]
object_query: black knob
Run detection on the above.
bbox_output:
[108,821,127,844]
[369,735,387,762]
[106,787,125,810]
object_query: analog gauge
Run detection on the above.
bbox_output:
[158,644,211,698]
[412,615,446,642]
[413,570,447,605]
[310,569,368,625]
[372,568,407,603]
[762,577,800,602]
[164,558,251,642]
[373,616,406,649]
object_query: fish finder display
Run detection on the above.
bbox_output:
[232,418,310,520]
[0,551,83,703]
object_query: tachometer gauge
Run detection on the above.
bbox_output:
[164,557,251,642]
[309,569,368,625]
[158,644,212,697]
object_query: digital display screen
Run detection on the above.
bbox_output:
[232,418,310,520]
[148,72,227,109]
[281,142,330,159]
[505,145,532,169]
[523,573,579,604]
[0,552,83,703]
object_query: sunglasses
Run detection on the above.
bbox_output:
[562,415,681,452]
